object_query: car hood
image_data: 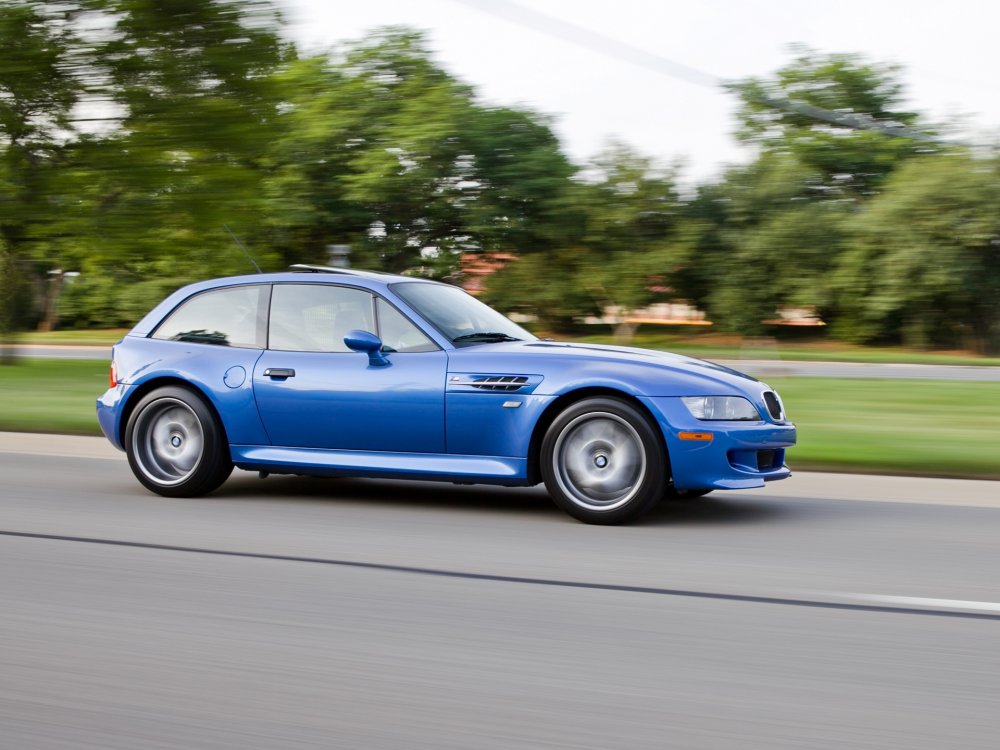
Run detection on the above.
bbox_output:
[446,340,765,398]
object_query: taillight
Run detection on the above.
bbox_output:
[109,361,118,388]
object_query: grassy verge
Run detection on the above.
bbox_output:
[0,359,108,435]
[1,360,998,479]
[770,377,1000,479]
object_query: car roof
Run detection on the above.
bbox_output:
[194,267,441,293]
[261,265,433,285]
[129,267,444,337]
[285,264,403,281]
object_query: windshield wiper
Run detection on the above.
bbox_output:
[452,332,521,343]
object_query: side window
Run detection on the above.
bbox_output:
[269,284,375,352]
[152,285,266,348]
[376,298,437,353]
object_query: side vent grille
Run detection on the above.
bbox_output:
[470,376,529,392]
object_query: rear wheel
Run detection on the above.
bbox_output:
[541,397,667,524]
[125,386,233,497]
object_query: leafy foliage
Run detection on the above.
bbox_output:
[731,47,931,198]
[479,248,598,332]
[78,0,287,274]
[0,7,997,356]
[834,153,1000,352]
[264,30,575,273]
[690,154,849,335]
[482,143,690,336]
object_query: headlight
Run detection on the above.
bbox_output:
[681,396,761,421]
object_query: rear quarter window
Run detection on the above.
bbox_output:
[152,285,268,348]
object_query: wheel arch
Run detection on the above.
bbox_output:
[526,386,671,485]
[118,377,229,448]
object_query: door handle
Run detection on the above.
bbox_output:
[263,368,295,379]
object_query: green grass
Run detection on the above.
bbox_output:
[771,377,1000,479]
[2,361,999,479]
[0,359,108,435]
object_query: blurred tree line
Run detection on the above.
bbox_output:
[1,1,998,353]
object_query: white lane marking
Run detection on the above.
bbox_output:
[849,594,1000,613]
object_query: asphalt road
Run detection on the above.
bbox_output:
[12,344,1000,379]
[3,438,1000,749]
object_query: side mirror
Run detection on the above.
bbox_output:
[344,329,390,367]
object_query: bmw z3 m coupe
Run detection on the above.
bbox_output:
[97,265,796,524]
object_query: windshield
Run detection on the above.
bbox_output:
[392,282,536,346]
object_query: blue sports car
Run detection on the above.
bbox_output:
[97,265,795,524]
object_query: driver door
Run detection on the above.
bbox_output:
[252,283,447,453]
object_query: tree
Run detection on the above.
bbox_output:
[479,247,599,333]
[0,1,87,357]
[692,153,848,335]
[263,29,576,274]
[834,152,1000,353]
[483,143,692,339]
[574,144,690,340]
[56,0,288,326]
[0,0,290,332]
[683,49,937,338]
[732,48,931,199]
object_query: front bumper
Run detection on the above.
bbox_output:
[640,396,797,491]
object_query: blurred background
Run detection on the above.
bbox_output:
[0,0,998,477]
[3,6,1000,748]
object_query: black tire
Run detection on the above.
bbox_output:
[124,385,233,497]
[540,397,667,524]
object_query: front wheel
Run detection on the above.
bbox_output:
[125,386,233,497]
[541,397,667,524]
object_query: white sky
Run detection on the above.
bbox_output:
[281,0,1000,183]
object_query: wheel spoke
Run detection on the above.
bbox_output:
[132,398,206,486]
[552,411,648,511]
[594,420,619,443]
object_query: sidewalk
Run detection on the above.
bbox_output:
[12,345,111,361]
[0,431,123,460]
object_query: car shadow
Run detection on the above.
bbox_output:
[212,471,800,526]
[644,495,794,526]
[214,472,560,516]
